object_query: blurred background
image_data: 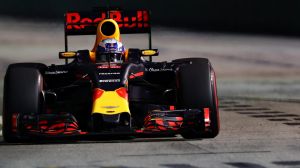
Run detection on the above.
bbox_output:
[1,1,300,166]
[1,0,300,113]
[1,0,300,35]
[0,0,300,168]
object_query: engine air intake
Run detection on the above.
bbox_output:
[101,21,116,36]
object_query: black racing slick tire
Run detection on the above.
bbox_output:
[2,64,45,142]
[174,58,220,139]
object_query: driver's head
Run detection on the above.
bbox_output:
[96,38,125,63]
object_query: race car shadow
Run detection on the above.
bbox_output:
[0,135,204,146]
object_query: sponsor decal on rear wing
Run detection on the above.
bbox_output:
[65,9,150,35]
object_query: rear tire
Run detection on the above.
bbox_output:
[174,58,220,139]
[2,64,45,142]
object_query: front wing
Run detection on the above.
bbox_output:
[12,108,208,139]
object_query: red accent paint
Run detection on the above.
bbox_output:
[40,126,48,130]
[143,11,149,27]
[66,12,81,30]
[93,88,105,101]
[175,117,183,121]
[110,11,122,23]
[66,127,77,131]
[124,17,137,28]
[69,123,78,128]
[146,126,155,129]
[11,113,18,132]
[79,132,88,135]
[116,87,128,100]
[168,121,177,127]
[135,130,143,133]
[39,120,48,125]
[155,119,164,126]
[204,108,211,127]
[143,113,185,132]
[26,119,80,135]
[169,105,175,111]
[46,130,65,134]
[129,72,144,79]
[66,10,150,30]
[137,11,143,28]
[157,126,167,131]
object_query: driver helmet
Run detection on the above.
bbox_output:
[96,38,125,63]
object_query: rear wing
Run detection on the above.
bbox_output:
[65,9,150,35]
[64,8,152,59]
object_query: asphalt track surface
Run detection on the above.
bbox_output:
[0,18,300,168]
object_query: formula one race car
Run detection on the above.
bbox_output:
[2,8,220,142]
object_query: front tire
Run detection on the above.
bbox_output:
[2,64,45,142]
[174,58,220,139]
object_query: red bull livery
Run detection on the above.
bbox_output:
[2,8,220,142]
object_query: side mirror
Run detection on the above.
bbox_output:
[140,49,159,56]
[59,51,77,59]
